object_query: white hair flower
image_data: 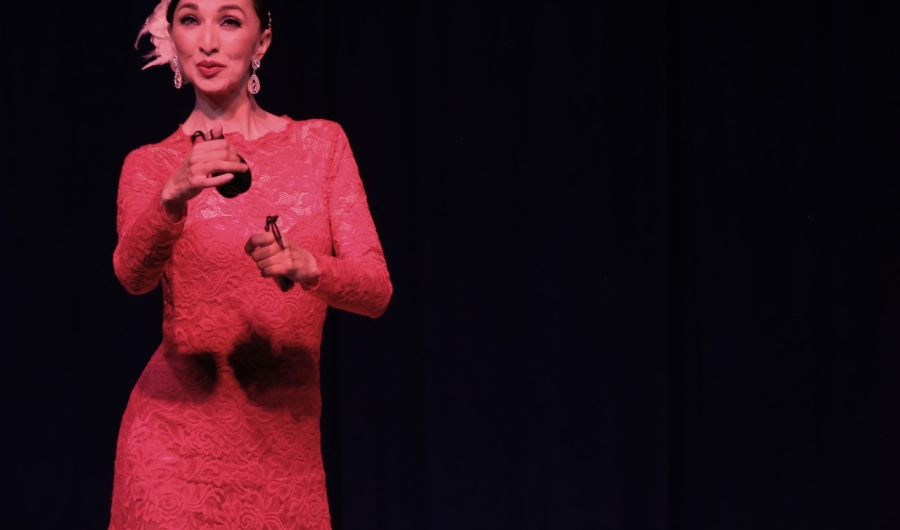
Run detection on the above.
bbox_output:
[135,0,176,70]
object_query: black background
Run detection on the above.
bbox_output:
[2,0,900,528]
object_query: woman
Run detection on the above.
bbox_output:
[110,0,392,527]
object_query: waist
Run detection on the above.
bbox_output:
[136,333,322,419]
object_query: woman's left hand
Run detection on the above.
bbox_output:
[244,232,321,286]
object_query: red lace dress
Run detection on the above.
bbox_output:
[109,119,391,529]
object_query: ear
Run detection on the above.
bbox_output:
[254,28,272,62]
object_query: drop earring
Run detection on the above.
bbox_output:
[248,59,261,95]
[173,56,183,89]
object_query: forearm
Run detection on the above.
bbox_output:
[113,196,185,294]
[302,252,392,318]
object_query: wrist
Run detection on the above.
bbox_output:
[300,270,320,289]
[294,255,321,288]
[159,192,186,222]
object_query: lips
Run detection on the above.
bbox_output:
[196,61,225,76]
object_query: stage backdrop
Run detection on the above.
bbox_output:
[2,0,899,528]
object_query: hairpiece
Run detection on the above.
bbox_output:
[135,0,175,71]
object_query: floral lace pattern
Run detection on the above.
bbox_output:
[110,119,391,529]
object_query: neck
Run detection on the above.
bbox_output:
[184,88,269,138]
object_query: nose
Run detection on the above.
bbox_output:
[198,25,219,55]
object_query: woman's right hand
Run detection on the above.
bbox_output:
[160,124,249,220]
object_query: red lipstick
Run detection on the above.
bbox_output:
[196,60,225,76]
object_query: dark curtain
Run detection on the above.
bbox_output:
[2,0,899,528]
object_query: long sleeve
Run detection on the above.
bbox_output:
[110,121,381,528]
[303,126,392,318]
[113,148,185,295]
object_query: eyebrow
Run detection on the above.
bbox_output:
[217,5,247,14]
[176,3,247,15]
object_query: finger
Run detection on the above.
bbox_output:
[216,143,245,163]
[244,232,277,255]
[250,242,282,262]
[228,144,244,162]
[261,266,290,278]
[215,161,250,173]
[190,139,233,160]
[193,161,249,176]
[211,123,224,139]
[192,173,234,188]
[192,142,246,166]
[249,231,277,246]
[257,253,284,271]
[260,257,291,277]
[190,140,229,161]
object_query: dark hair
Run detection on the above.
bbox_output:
[166,0,271,31]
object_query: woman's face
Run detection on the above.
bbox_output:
[169,0,271,98]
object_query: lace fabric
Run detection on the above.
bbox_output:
[110,119,391,529]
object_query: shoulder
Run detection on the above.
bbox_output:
[287,118,349,144]
[127,128,189,158]
[122,129,189,173]
[291,118,345,135]
[279,118,353,158]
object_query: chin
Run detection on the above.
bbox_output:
[194,81,244,99]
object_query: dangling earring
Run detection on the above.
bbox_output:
[248,59,261,95]
[173,56,183,89]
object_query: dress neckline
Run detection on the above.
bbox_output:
[175,115,293,145]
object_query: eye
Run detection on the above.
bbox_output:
[222,17,242,28]
[178,14,199,26]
